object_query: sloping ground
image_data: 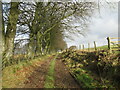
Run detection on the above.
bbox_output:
[59,49,120,88]
[54,60,80,88]
[17,56,55,88]
[21,54,81,88]
[2,55,53,88]
[3,54,81,88]
[20,58,52,88]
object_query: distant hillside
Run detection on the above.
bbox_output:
[96,45,108,50]
[84,45,108,51]
[84,44,119,52]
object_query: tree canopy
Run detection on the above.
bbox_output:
[1,1,97,68]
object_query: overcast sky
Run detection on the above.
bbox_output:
[65,2,118,48]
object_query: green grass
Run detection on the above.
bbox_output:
[72,67,115,88]
[83,45,108,51]
[44,54,58,88]
[85,45,119,52]
[97,45,120,54]
[97,45,108,50]
[73,68,97,88]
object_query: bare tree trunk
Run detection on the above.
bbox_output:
[3,2,19,67]
[36,32,42,55]
[0,2,5,56]
[28,33,35,59]
[27,3,43,57]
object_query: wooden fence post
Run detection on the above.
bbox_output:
[94,41,97,51]
[88,43,90,51]
[81,44,82,50]
[107,37,111,50]
[79,45,82,50]
[83,44,84,51]
[80,44,82,50]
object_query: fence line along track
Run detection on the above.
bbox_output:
[107,37,120,51]
[78,37,120,52]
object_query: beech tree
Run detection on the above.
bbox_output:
[26,2,96,55]
[2,1,97,67]
[2,2,20,67]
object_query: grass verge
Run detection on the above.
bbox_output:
[44,54,58,88]
[2,55,50,88]
[72,68,101,88]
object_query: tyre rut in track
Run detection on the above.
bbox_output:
[19,56,54,88]
[54,60,80,88]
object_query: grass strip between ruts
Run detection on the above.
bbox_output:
[44,54,58,88]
